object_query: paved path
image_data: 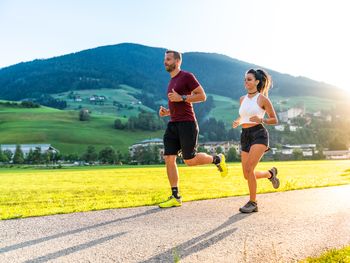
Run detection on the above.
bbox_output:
[1,185,350,263]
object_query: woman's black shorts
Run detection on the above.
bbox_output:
[240,124,269,153]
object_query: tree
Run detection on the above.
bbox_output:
[197,146,209,154]
[133,145,160,164]
[13,145,24,164]
[99,146,117,164]
[79,109,90,121]
[82,146,98,163]
[26,149,34,164]
[3,150,13,162]
[216,146,224,154]
[0,147,8,163]
[329,138,348,150]
[313,146,325,160]
[42,151,55,164]
[292,148,303,160]
[64,153,80,162]
[125,111,164,131]
[227,147,239,162]
[114,119,125,129]
[32,147,42,164]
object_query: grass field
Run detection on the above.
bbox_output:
[207,94,240,125]
[207,94,336,128]
[52,85,156,117]
[0,160,349,220]
[0,105,162,154]
[301,245,350,262]
[270,96,335,113]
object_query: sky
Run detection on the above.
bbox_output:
[1,0,349,91]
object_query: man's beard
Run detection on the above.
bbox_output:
[165,63,176,72]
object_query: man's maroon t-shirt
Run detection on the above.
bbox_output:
[167,70,200,122]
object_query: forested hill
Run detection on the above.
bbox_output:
[0,43,342,101]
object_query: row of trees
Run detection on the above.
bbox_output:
[80,146,123,164]
[0,145,56,164]
[34,94,67,109]
[0,145,124,165]
[0,143,331,166]
[0,101,40,108]
[114,111,166,131]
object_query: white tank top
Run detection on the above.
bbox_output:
[238,93,265,125]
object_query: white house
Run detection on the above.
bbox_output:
[274,125,285,131]
[129,139,164,159]
[199,141,239,155]
[281,144,316,157]
[323,150,350,160]
[289,125,299,132]
[278,107,304,122]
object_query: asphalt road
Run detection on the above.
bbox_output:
[1,185,350,263]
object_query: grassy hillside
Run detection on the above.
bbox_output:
[207,94,337,127]
[0,104,163,154]
[271,95,335,112]
[52,85,157,117]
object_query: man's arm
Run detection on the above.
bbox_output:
[186,86,206,103]
[167,86,206,103]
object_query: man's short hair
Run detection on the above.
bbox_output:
[165,50,182,61]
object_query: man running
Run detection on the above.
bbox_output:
[158,50,228,208]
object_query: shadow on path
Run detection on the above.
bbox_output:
[0,207,161,254]
[141,212,251,263]
[24,231,127,263]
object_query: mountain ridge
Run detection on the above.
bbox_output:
[0,43,342,101]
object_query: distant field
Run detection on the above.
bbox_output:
[270,95,335,112]
[208,94,337,127]
[207,94,240,125]
[51,86,337,125]
[0,105,162,154]
[52,85,156,117]
[0,160,349,220]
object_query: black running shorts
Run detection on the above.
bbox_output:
[163,121,198,160]
[240,124,270,153]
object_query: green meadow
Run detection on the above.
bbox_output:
[52,85,157,117]
[207,94,336,128]
[0,105,162,154]
[0,160,349,220]
[301,245,350,263]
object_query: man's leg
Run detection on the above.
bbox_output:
[159,154,182,208]
[183,152,213,166]
[164,155,181,199]
[179,122,228,176]
[164,155,178,186]
[183,152,228,177]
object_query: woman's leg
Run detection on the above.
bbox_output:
[255,170,271,179]
[241,151,270,180]
[243,144,267,201]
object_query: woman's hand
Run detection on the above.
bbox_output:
[249,115,262,124]
[232,119,240,128]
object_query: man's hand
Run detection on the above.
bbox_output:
[159,106,170,117]
[168,89,182,102]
